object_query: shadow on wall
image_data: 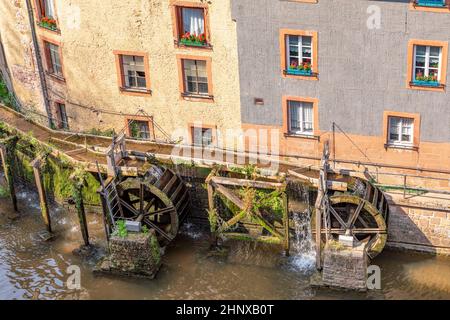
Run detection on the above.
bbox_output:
[384,192,450,255]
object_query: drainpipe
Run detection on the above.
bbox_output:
[25,0,52,127]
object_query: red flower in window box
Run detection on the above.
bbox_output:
[40,16,57,30]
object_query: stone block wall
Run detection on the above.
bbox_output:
[322,243,368,290]
[387,193,450,255]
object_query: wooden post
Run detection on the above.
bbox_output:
[207,182,217,247]
[31,157,51,233]
[99,191,111,242]
[314,182,323,270]
[0,142,18,212]
[72,181,89,246]
[282,190,290,256]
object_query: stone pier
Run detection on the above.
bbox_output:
[322,242,368,291]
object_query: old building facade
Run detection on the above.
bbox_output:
[232,0,450,184]
[0,0,449,179]
[0,0,242,147]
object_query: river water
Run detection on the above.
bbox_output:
[1,187,450,300]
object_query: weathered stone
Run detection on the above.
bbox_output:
[95,230,161,279]
[322,242,368,291]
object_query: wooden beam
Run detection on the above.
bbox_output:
[0,144,17,212]
[31,157,51,232]
[212,182,285,239]
[211,176,285,190]
[288,169,348,191]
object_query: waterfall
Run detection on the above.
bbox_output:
[290,211,316,272]
[287,180,316,272]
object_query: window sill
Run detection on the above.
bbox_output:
[46,72,65,84]
[408,81,445,92]
[282,69,319,81]
[384,143,419,151]
[181,93,214,103]
[119,87,152,96]
[410,1,450,12]
[37,23,61,35]
[284,133,320,141]
[175,40,213,50]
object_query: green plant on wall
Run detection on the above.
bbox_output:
[150,234,161,265]
[114,220,128,238]
[128,121,140,138]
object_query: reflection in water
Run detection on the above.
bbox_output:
[1,187,450,300]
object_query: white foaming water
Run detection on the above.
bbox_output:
[290,211,316,273]
[180,222,203,239]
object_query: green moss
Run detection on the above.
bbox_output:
[84,128,115,137]
[0,185,8,198]
[150,234,161,265]
[207,208,218,234]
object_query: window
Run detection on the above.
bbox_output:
[288,101,314,135]
[172,3,210,47]
[383,111,420,149]
[36,0,58,31]
[37,0,55,18]
[413,45,442,86]
[114,51,151,95]
[388,117,414,146]
[407,40,448,91]
[282,96,319,137]
[286,35,313,76]
[122,55,146,89]
[192,127,213,147]
[179,7,206,46]
[183,59,208,95]
[128,120,151,140]
[279,29,318,80]
[56,102,69,130]
[44,41,63,78]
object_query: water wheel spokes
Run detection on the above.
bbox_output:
[114,168,190,246]
[328,195,387,258]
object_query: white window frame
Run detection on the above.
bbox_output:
[388,116,414,146]
[286,35,313,70]
[413,45,442,82]
[288,101,314,136]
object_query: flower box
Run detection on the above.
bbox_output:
[412,80,440,87]
[286,68,312,76]
[39,17,58,31]
[179,38,207,47]
[416,0,446,7]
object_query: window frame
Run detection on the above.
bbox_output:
[171,1,211,49]
[54,100,69,130]
[176,54,213,102]
[34,0,60,33]
[279,29,318,80]
[189,123,217,147]
[41,36,64,82]
[282,96,319,138]
[407,39,448,92]
[113,50,152,96]
[125,116,155,141]
[383,111,421,149]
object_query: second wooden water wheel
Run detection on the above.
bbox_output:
[325,177,389,259]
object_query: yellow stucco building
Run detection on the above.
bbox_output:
[0,0,242,147]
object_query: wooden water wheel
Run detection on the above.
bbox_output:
[326,177,389,259]
[113,166,190,246]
